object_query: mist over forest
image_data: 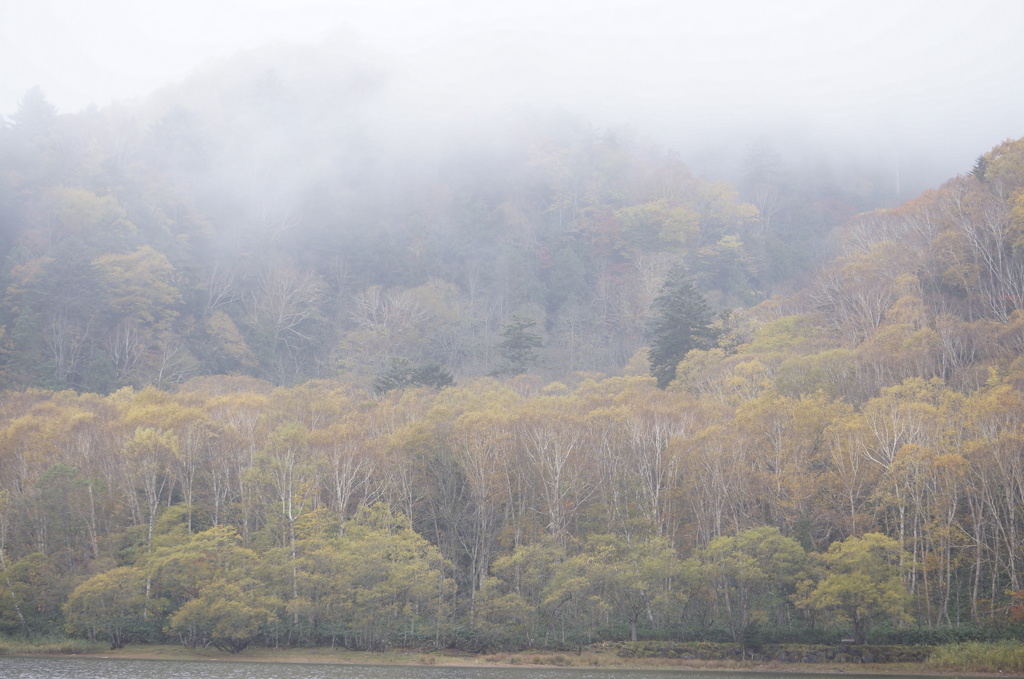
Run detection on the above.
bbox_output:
[0,34,941,392]
[4,4,1024,659]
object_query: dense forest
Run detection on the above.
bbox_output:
[3,41,1024,653]
[0,40,897,393]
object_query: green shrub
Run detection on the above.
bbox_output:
[927,641,1024,673]
[0,634,105,655]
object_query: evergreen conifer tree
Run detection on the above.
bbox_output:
[647,267,718,388]
[495,315,544,376]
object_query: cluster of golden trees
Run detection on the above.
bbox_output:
[2,69,1024,651]
[0,361,1021,648]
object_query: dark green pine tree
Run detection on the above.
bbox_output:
[969,154,988,182]
[647,267,718,388]
[494,315,544,376]
[373,358,454,394]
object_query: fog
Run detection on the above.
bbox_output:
[2,0,1024,390]
[3,0,1023,192]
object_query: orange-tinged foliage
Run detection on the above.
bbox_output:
[2,125,1024,643]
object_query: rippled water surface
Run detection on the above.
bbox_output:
[0,657,920,679]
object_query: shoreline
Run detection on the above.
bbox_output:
[18,644,1017,677]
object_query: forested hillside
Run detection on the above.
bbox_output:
[3,40,1024,653]
[0,41,891,393]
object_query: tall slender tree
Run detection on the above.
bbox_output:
[647,267,718,388]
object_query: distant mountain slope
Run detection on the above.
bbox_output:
[696,137,1024,404]
[0,40,985,393]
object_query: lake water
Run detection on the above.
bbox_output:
[0,658,926,679]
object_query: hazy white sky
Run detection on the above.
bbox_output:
[2,0,1022,181]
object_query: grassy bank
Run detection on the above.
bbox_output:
[6,637,1024,675]
[926,641,1024,674]
[0,634,106,656]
